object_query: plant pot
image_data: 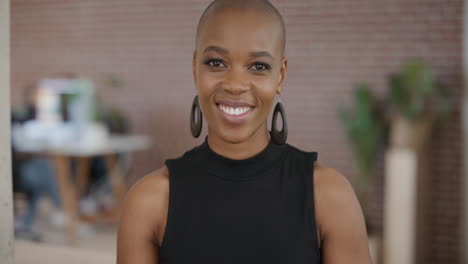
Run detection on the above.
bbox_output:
[389,114,433,150]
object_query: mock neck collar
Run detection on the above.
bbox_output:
[197,131,288,181]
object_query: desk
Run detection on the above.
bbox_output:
[14,135,151,245]
[15,240,115,264]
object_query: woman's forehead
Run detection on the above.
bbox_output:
[196,9,283,57]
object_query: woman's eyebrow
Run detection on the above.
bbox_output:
[203,45,228,55]
[250,51,274,60]
[202,46,274,60]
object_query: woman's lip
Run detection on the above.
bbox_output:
[215,103,255,125]
[216,100,254,108]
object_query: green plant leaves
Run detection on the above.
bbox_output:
[336,83,384,205]
[389,59,450,121]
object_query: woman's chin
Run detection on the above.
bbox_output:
[220,135,248,144]
[216,130,252,144]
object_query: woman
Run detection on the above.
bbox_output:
[117,0,372,263]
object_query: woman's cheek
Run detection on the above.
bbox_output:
[197,71,219,94]
[253,81,277,106]
[196,76,212,98]
[196,75,218,116]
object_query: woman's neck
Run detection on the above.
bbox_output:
[206,126,271,160]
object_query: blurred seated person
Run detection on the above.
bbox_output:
[12,74,129,238]
[12,84,65,240]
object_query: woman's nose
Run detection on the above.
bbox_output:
[221,70,250,95]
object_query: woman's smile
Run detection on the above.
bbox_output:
[215,101,256,125]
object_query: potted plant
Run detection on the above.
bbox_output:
[388,59,451,150]
[336,59,451,264]
[337,83,387,263]
[385,59,452,264]
[337,83,387,215]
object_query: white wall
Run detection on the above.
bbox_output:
[0,0,13,263]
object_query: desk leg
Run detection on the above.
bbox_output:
[104,154,127,216]
[52,155,78,245]
[76,157,91,197]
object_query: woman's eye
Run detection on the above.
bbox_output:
[204,59,226,68]
[250,62,271,71]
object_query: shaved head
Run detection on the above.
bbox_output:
[195,0,286,56]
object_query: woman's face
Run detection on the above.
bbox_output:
[194,8,287,144]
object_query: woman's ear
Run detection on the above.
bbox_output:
[192,50,197,84]
[277,57,288,94]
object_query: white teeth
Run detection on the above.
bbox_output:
[218,104,251,116]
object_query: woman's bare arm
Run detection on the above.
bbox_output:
[117,167,169,264]
[314,163,372,264]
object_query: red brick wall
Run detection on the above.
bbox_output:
[11,0,463,263]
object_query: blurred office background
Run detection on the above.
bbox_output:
[4,0,464,264]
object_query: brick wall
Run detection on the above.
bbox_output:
[11,0,463,263]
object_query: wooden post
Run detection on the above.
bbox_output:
[0,0,13,263]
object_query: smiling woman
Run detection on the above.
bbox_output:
[194,1,286,151]
[117,1,372,264]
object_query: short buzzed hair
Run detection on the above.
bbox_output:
[195,0,286,55]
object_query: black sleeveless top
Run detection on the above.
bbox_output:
[160,134,321,264]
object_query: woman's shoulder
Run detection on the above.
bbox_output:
[282,143,354,199]
[124,167,170,218]
[313,162,350,190]
[312,162,366,247]
[284,143,345,184]
[119,167,169,245]
[127,166,169,201]
[313,163,358,217]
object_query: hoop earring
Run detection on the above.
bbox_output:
[190,95,203,138]
[271,95,288,145]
